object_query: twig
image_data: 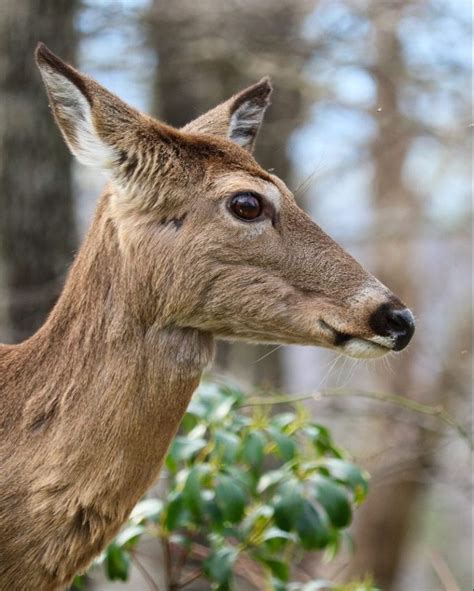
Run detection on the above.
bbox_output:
[429,549,461,591]
[241,392,314,407]
[169,541,191,589]
[131,553,161,591]
[163,538,172,588]
[183,542,266,589]
[175,569,202,589]
[252,344,283,364]
[239,388,473,449]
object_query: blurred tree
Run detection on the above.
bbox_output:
[0,0,78,343]
[290,1,471,588]
[344,4,421,586]
[334,2,467,588]
[149,0,317,388]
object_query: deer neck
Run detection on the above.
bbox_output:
[3,188,214,510]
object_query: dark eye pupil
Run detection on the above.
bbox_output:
[230,193,262,220]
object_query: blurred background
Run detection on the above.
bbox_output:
[0,0,471,589]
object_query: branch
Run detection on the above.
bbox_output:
[240,388,473,449]
[174,569,202,589]
[130,553,161,591]
[429,549,461,591]
[163,538,172,588]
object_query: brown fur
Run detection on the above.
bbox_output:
[0,44,408,590]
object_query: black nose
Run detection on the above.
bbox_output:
[370,304,415,351]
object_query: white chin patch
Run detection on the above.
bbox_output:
[342,338,390,359]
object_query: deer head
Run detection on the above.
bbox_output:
[36,43,414,360]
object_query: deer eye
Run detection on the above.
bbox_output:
[229,192,263,221]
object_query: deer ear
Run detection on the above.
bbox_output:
[182,78,272,152]
[35,42,138,169]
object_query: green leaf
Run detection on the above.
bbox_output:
[332,579,381,591]
[262,526,296,542]
[104,542,130,581]
[188,382,221,418]
[72,575,87,590]
[271,412,297,429]
[203,546,237,585]
[203,495,223,525]
[170,532,192,549]
[267,426,297,462]
[298,581,334,591]
[180,412,199,433]
[242,504,273,536]
[164,492,189,531]
[295,500,331,550]
[215,430,240,463]
[190,383,238,423]
[262,558,290,582]
[307,423,341,456]
[323,529,343,561]
[322,459,369,503]
[257,469,286,493]
[225,465,256,491]
[129,498,163,523]
[182,467,204,517]
[166,436,207,472]
[273,483,304,531]
[272,578,289,591]
[312,474,352,528]
[242,431,265,469]
[212,396,237,421]
[215,474,246,523]
[115,524,146,549]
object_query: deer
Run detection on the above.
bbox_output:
[0,43,415,590]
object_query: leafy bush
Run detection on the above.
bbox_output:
[75,381,370,590]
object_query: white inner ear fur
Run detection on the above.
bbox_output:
[39,67,117,169]
[228,100,265,149]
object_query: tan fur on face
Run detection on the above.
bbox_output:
[0,44,408,590]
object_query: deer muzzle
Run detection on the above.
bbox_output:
[369,304,415,351]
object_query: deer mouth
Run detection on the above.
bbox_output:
[338,337,393,359]
[319,321,393,359]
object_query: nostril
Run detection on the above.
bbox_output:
[370,304,415,351]
[386,308,413,334]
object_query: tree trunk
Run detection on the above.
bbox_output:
[344,6,425,588]
[0,0,78,343]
